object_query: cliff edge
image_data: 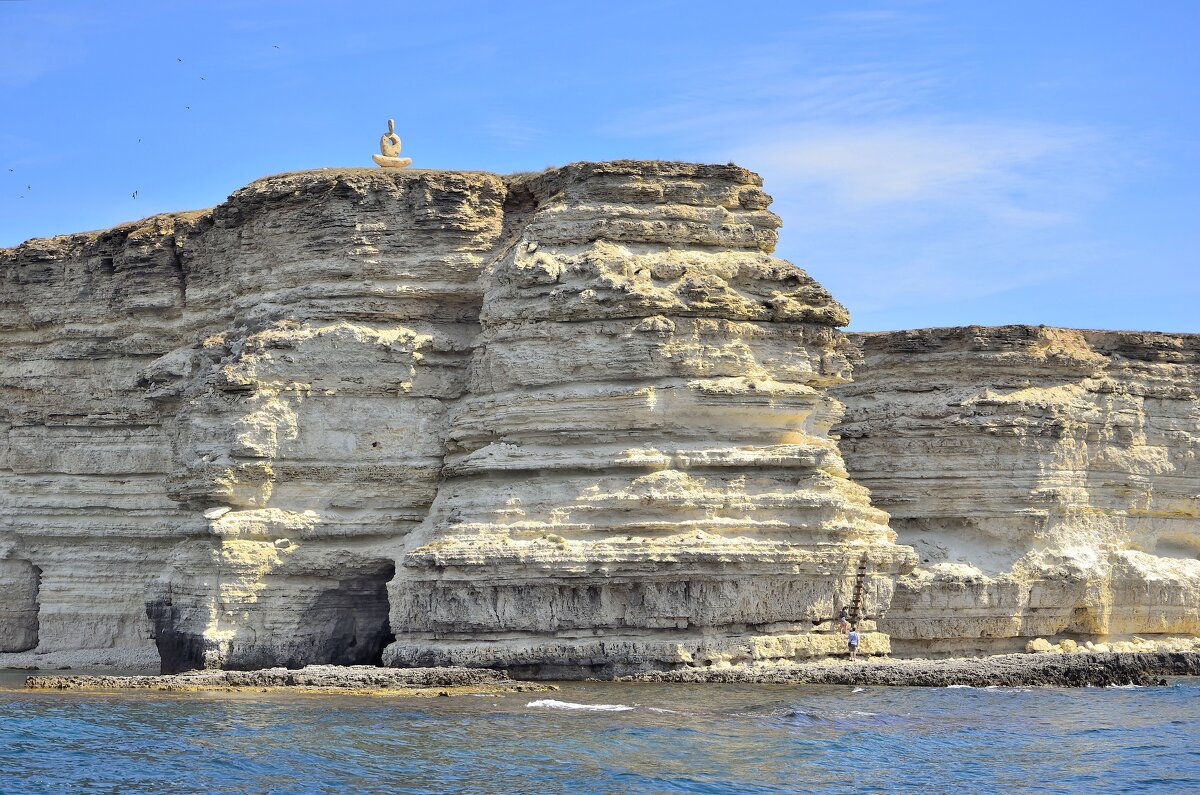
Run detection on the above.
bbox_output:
[1,163,1195,675]
[0,162,912,674]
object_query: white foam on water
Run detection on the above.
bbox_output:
[1107,684,1145,690]
[945,684,974,688]
[526,699,635,712]
[646,706,679,714]
[852,687,865,693]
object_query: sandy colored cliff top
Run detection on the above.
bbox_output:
[847,324,1200,358]
[1,161,764,257]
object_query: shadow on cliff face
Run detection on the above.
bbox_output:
[0,560,41,653]
[147,560,396,673]
[293,561,396,667]
[145,597,207,674]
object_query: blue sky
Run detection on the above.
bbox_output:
[2,1,1196,332]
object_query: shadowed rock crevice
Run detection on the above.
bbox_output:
[0,560,40,652]
[148,560,396,673]
[145,591,207,674]
[294,561,396,667]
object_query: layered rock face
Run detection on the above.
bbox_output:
[4,165,1195,673]
[386,163,910,674]
[1,168,507,669]
[835,326,1200,655]
[1,162,911,674]
[1,213,204,667]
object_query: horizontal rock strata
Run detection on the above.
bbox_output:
[1,162,911,675]
[386,162,911,676]
[835,326,1200,655]
[4,166,1196,676]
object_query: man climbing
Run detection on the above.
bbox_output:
[836,606,850,635]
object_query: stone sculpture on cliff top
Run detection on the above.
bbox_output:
[372,119,412,169]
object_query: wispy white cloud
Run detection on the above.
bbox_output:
[597,7,1121,325]
[746,119,1112,324]
[736,121,1105,225]
[483,116,545,150]
[611,63,942,139]
[818,9,908,26]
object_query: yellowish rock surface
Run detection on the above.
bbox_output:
[1,166,1195,675]
[836,326,1200,656]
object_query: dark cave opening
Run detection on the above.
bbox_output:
[297,560,397,667]
[147,559,397,673]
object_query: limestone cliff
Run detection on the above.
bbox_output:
[386,163,909,674]
[1,165,1195,675]
[0,162,910,674]
[835,326,1200,655]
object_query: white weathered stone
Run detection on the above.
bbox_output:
[371,118,411,168]
[2,166,1195,675]
[0,162,912,674]
[836,326,1200,656]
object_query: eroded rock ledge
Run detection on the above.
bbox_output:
[23,664,553,695]
[622,651,1200,687]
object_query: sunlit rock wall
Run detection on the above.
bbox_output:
[385,163,912,675]
[1,162,913,674]
[835,326,1200,655]
[0,169,507,670]
[6,164,1193,675]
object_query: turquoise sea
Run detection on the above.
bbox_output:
[1,671,1197,794]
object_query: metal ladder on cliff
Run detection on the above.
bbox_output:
[847,554,869,626]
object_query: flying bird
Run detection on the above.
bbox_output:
[132,191,138,199]
[200,76,205,80]
[273,44,280,48]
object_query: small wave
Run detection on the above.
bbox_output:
[850,710,877,717]
[852,687,865,693]
[1107,684,1144,690]
[526,699,634,712]
[646,706,679,714]
[945,684,974,689]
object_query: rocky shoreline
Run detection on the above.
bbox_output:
[22,665,556,697]
[620,651,1200,688]
[17,651,1200,694]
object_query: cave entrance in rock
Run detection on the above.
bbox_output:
[300,560,396,666]
[0,560,40,653]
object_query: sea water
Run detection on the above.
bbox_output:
[1,671,1197,794]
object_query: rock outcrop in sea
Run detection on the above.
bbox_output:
[0,162,1195,675]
